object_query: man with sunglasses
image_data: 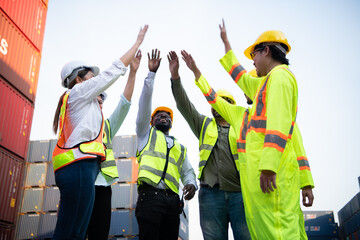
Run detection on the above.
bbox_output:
[168,50,251,240]
[135,49,197,240]
[218,20,314,239]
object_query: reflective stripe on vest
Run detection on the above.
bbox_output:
[198,117,239,179]
[100,119,119,178]
[137,127,186,194]
[52,92,106,172]
[237,109,249,153]
[248,68,297,148]
[229,63,246,83]
[297,156,310,171]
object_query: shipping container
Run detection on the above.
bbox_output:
[0,147,25,224]
[48,139,57,162]
[112,183,131,209]
[0,0,47,52]
[20,188,43,213]
[27,140,50,163]
[46,162,56,186]
[15,213,40,239]
[43,187,59,212]
[130,209,139,235]
[304,211,335,223]
[24,163,46,187]
[0,77,34,158]
[0,223,15,240]
[115,158,138,183]
[0,10,41,102]
[109,210,131,236]
[37,212,57,239]
[131,183,138,208]
[179,213,189,240]
[112,135,137,158]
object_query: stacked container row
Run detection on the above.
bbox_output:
[338,190,360,239]
[0,0,48,237]
[16,136,142,239]
[303,211,339,239]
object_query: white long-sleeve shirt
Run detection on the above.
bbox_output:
[95,94,131,186]
[63,59,127,162]
[136,71,198,190]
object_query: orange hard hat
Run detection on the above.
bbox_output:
[151,106,173,123]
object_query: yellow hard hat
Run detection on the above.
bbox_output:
[248,68,258,77]
[151,106,173,123]
[244,30,291,60]
[217,89,236,105]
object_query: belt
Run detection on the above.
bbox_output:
[200,183,220,189]
[138,182,177,195]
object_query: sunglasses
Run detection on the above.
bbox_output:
[250,47,265,59]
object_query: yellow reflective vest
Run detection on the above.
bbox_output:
[219,49,314,239]
[52,92,106,172]
[137,127,186,194]
[100,119,119,179]
[198,117,240,179]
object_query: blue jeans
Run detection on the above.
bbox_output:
[53,159,100,240]
[199,186,251,240]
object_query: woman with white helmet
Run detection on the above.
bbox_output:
[51,25,148,240]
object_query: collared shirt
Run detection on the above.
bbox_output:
[64,59,127,150]
[95,94,131,186]
[136,71,198,190]
[171,78,241,192]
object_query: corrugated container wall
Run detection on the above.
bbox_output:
[0,9,41,103]
[0,0,47,51]
[0,77,34,158]
[0,223,15,240]
[0,147,25,224]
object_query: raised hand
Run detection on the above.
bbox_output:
[130,50,142,72]
[219,19,232,53]
[148,49,162,73]
[219,19,228,43]
[136,25,149,45]
[167,51,180,79]
[181,50,201,80]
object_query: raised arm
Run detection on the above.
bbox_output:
[136,49,161,140]
[168,51,205,139]
[108,50,142,139]
[120,25,148,67]
[219,19,232,54]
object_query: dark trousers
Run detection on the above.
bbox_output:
[53,159,100,240]
[87,185,112,240]
[135,184,181,240]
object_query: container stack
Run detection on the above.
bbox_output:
[16,135,190,239]
[0,0,48,237]
[338,190,360,239]
[303,211,339,239]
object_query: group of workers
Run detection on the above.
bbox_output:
[51,19,314,240]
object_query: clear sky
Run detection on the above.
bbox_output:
[30,0,360,239]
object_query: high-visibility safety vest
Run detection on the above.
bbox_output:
[52,92,106,172]
[195,75,256,238]
[137,127,186,194]
[198,116,240,179]
[100,119,119,179]
[220,50,314,240]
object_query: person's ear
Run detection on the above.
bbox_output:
[264,46,270,56]
[75,76,83,84]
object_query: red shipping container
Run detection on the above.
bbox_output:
[0,0,48,52]
[0,147,25,224]
[0,223,15,240]
[0,77,34,158]
[0,9,41,103]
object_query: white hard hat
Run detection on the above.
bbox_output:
[60,60,100,88]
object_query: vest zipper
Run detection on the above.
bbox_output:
[160,147,171,181]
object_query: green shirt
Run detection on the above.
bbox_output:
[171,78,241,192]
